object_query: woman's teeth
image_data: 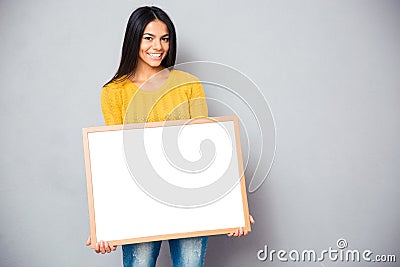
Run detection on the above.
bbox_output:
[148,53,162,58]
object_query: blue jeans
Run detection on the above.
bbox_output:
[122,236,208,267]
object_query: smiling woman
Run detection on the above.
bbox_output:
[85,5,253,267]
[103,6,176,89]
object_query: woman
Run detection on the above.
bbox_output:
[86,6,254,267]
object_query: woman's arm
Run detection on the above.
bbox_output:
[100,85,123,126]
[189,81,208,118]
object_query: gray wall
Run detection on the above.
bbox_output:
[1,0,399,266]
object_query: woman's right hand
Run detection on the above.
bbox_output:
[86,236,117,254]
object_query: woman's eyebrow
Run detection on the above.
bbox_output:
[143,33,169,37]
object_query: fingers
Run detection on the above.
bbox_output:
[232,229,239,237]
[227,227,244,237]
[242,214,254,236]
[226,229,237,237]
[92,240,117,254]
[105,241,117,253]
[100,241,106,254]
[105,242,111,253]
[227,214,255,238]
[95,242,100,253]
[86,236,91,246]
[250,214,255,224]
[94,240,106,254]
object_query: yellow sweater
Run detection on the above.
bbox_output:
[101,70,208,125]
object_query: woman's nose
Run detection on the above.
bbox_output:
[152,39,162,50]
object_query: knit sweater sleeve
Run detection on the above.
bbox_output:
[189,81,208,118]
[100,84,123,126]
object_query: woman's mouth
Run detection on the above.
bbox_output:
[147,53,162,59]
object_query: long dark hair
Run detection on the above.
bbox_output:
[105,6,177,86]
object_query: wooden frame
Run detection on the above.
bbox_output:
[82,116,250,247]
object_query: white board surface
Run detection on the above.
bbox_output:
[83,117,250,245]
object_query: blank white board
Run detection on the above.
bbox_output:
[82,116,250,247]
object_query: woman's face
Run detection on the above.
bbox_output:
[138,20,170,69]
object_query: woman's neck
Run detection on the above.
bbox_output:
[129,63,165,85]
[129,63,171,90]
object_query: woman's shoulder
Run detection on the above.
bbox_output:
[102,76,131,92]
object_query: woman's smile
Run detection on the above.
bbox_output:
[147,52,163,59]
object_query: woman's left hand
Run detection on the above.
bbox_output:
[227,214,255,237]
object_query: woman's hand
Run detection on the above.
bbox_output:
[227,214,255,238]
[86,236,117,254]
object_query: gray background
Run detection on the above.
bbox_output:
[1,0,399,266]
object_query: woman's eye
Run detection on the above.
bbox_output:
[161,37,169,42]
[144,36,152,40]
